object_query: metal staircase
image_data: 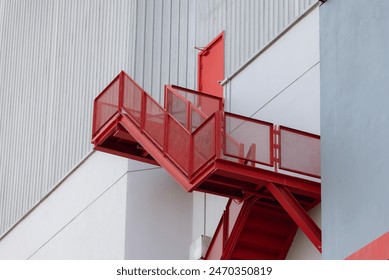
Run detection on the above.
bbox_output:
[92,71,322,259]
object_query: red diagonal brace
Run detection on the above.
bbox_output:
[266,183,322,253]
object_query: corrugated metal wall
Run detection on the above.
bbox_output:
[133,0,196,103]
[0,0,317,236]
[0,0,137,235]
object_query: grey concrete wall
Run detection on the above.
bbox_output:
[321,0,389,259]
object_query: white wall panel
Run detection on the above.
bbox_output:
[227,7,320,133]
[0,151,193,259]
[125,168,193,260]
[196,0,318,78]
[0,152,130,259]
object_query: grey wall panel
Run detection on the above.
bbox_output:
[0,0,137,235]
[321,0,389,259]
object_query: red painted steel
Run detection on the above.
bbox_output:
[92,76,120,136]
[265,183,322,252]
[92,71,322,259]
[122,73,144,127]
[346,232,389,260]
[198,32,224,100]
[205,196,299,260]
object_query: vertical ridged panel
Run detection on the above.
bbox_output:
[196,0,318,77]
[133,0,196,103]
[0,0,136,235]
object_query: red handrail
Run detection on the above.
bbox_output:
[204,198,247,259]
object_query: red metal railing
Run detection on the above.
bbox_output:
[224,112,274,166]
[204,198,245,260]
[277,126,321,178]
[92,72,222,178]
[92,76,120,136]
[92,71,320,181]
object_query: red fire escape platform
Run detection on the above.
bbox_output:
[92,71,322,259]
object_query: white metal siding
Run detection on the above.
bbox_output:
[133,0,196,103]
[0,0,137,235]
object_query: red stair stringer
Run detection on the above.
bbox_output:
[92,112,217,192]
[119,113,215,191]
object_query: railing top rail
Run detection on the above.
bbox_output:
[224,111,274,127]
[164,85,190,108]
[122,71,145,93]
[279,125,320,139]
[170,84,223,102]
[166,85,224,112]
[94,74,120,101]
[144,90,164,112]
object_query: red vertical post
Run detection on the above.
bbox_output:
[215,111,222,159]
[164,86,169,110]
[92,99,97,136]
[118,71,124,113]
[163,86,170,157]
[186,101,191,131]
[273,125,280,172]
[222,210,229,250]
[140,90,147,132]
[188,132,194,178]
[163,111,169,156]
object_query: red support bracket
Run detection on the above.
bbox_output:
[265,183,322,253]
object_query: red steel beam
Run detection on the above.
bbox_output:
[214,159,321,199]
[265,183,322,253]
